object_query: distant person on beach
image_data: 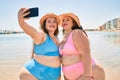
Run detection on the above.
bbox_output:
[59,13,105,80]
[18,8,61,80]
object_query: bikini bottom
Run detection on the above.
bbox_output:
[62,58,96,80]
[24,58,61,80]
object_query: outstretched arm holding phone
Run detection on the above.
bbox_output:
[18,8,44,44]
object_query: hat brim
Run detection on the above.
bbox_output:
[40,13,60,26]
[59,13,80,27]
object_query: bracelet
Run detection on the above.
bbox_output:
[84,75,94,79]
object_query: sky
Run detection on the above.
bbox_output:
[0,0,120,31]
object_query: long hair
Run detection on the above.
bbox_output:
[72,19,87,36]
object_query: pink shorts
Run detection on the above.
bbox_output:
[62,59,96,80]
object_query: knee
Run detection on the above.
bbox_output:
[93,64,105,80]
[19,67,29,80]
[94,64,105,73]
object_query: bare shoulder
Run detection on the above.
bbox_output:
[73,29,83,34]
[72,29,86,38]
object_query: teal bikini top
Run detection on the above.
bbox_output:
[34,34,60,56]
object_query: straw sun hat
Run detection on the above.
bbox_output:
[59,13,80,26]
[40,13,60,25]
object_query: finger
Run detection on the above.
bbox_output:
[18,8,25,13]
[23,11,30,17]
[22,8,30,14]
[18,8,25,18]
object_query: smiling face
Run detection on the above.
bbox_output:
[45,17,58,33]
[62,16,74,31]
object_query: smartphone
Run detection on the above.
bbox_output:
[24,7,39,18]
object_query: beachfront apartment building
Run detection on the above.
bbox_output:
[100,17,120,31]
[117,18,120,30]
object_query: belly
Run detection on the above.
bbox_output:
[34,54,61,67]
[62,55,81,66]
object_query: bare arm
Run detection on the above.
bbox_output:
[18,8,46,59]
[73,30,92,76]
[18,8,45,44]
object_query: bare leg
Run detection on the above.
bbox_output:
[92,64,105,80]
[19,67,38,80]
[76,64,105,80]
[64,76,69,80]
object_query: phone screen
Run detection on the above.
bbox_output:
[24,7,39,18]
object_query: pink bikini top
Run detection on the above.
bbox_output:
[59,31,79,56]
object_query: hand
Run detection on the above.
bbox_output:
[18,8,30,21]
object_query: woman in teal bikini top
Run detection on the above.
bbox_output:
[18,8,61,80]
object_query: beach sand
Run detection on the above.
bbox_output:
[0,58,120,80]
[104,67,120,80]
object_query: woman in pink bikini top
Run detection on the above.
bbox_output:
[59,13,105,80]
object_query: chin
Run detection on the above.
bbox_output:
[49,29,56,32]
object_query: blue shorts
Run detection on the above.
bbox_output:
[24,59,61,80]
